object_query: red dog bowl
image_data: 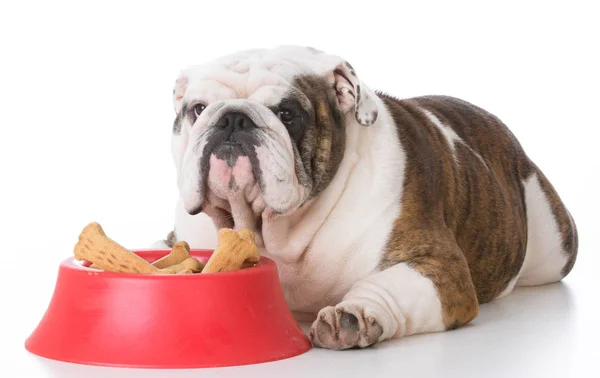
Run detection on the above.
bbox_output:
[25,249,311,368]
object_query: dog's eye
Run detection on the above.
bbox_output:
[194,104,206,117]
[278,109,295,124]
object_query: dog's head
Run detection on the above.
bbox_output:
[171,46,378,231]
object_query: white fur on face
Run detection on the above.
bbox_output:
[171,47,339,228]
[175,99,303,222]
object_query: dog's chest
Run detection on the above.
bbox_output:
[263,236,381,313]
[262,177,402,313]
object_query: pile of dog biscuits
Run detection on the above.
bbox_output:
[73,222,259,274]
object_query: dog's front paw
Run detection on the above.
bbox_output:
[309,303,384,350]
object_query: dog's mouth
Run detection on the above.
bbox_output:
[200,134,268,239]
[182,115,302,237]
[207,139,258,195]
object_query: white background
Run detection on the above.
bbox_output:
[1,1,598,377]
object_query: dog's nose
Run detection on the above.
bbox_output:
[215,112,256,131]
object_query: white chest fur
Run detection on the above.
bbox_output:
[261,105,406,313]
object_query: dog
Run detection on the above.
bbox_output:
[154,46,578,350]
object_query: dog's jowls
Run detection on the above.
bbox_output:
[155,46,578,349]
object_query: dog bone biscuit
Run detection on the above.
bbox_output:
[165,256,205,273]
[152,241,191,269]
[201,228,260,274]
[74,222,173,274]
[176,268,196,274]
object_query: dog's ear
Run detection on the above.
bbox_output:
[173,73,188,114]
[334,61,378,126]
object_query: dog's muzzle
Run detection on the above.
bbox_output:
[179,99,304,219]
[210,112,259,166]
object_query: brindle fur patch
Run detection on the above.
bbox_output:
[291,75,346,198]
[172,104,187,134]
[164,230,177,248]
[378,94,577,329]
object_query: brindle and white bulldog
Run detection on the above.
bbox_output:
[156,46,578,350]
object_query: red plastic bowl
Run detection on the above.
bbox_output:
[25,249,311,368]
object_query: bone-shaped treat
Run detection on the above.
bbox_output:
[75,223,258,275]
[201,228,260,274]
[74,222,174,274]
[151,241,191,269]
[167,256,205,273]
[177,268,195,274]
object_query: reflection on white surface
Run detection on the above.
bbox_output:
[20,283,597,378]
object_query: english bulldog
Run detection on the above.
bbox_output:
[155,46,578,349]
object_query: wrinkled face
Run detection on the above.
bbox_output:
[171,46,378,232]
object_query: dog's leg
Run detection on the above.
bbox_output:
[148,230,177,249]
[310,238,479,349]
[515,171,578,287]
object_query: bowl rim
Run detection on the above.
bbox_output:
[64,248,275,279]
